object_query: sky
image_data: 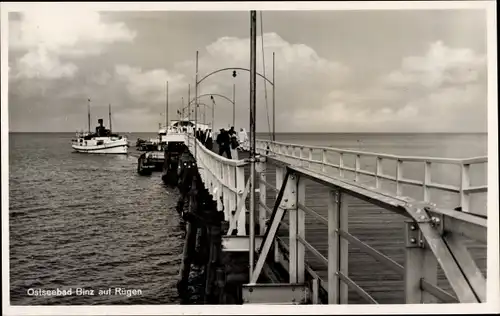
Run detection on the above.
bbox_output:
[5,4,490,133]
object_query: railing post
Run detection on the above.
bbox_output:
[355,154,360,182]
[339,153,344,177]
[460,163,470,212]
[327,189,349,304]
[299,147,304,167]
[375,157,382,189]
[311,278,319,304]
[228,165,236,231]
[297,147,302,165]
[223,165,230,221]
[236,166,246,235]
[297,174,306,283]
[396,159,403,196]
[256,160,267,235]
[308,148,313,169]
[217,161,225,216]
[423,161,431,202]
[321,149,327,173]
[274,166,284,262]
[327,190,338,304]
[288,173,298,283]
[404,221,438,303]
[338,192,349,304]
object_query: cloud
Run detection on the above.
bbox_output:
[9,7,136,80]
[104,32,350,131]
[14,47,78,80]
[169,32,351,131]
[383,41,486,89]
[114,65,187,104]
[288,41,487,132]
[177,33,350,88]
[7,12,487,133]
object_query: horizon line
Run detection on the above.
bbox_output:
[7,131,488,134]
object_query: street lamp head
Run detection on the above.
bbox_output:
[232,70,237,78]
[210,95,214,100]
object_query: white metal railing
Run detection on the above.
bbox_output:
[250,162,487,304]
[254,139,487,216]
[185,134,249,235]
[183,135,487,304]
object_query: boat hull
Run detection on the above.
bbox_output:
[72,140,129,154]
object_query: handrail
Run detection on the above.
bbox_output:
[186,134,248,167]
[254,138,487,215]
[183,133,487,304]
[257,139,487,164]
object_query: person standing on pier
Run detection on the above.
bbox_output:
[200,130,205,145]
[216,128,231,159]
[228,126,236,138]
[229,128,239,160]
[196,128,202,142]
[205,129,213,150]
[201,129,207,145]
[238,128,249,151]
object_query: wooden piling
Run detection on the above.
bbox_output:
[176,147,231,304]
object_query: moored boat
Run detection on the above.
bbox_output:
[71,119,129,154]
[71,102,129,154]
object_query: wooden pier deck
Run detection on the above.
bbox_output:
[190,138,488,304]
[261,163,486,304]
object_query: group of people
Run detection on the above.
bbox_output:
[195,128,214,150]
[194,126,249,159]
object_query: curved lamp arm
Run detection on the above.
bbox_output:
[197,67,274,86]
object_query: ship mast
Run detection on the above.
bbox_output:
[249,10,257,278]
[109,103,112,133]
[87,98,91,133]
[166,81,169,128]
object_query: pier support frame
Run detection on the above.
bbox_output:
[256,160,267,235]
[242,284,309,304]
[274,166,284,263]
[404,203,484,303]
[404,220,438,303]
[327,190,349,304]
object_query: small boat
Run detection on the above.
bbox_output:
[71,120,129,154]
[137,152,157,175]
[71,102,129,154]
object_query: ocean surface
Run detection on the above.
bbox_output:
[8,132,488,305]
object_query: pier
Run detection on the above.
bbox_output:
[163,10,489,306]
[169,133,488,305]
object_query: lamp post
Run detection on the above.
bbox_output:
[210,96,216,130]
[194,51,199,159]
[272,52,275,141]
[232,83,236,127]
[188,84,191,123]
[249,9,257,280]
